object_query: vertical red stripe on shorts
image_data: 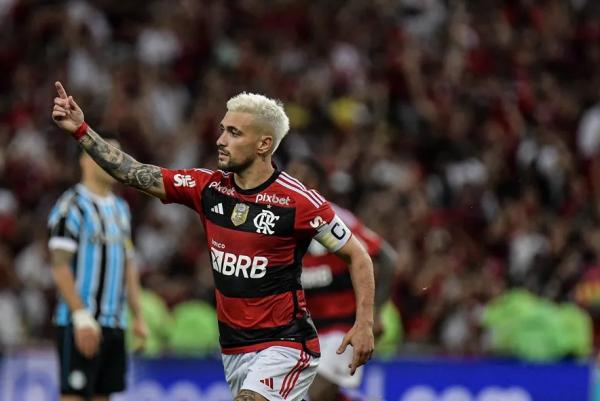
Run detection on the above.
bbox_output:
[279,351,304,397]
[279,351,310,399]
[282,353,310,399]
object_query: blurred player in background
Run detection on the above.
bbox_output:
[288,158,396,401]
[51,82,376,401]
[48,136,148,401]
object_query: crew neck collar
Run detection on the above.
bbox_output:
[76,183,114,204]
[232,169,281,195]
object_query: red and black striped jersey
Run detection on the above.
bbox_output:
[161,168,352,356]
[302,204,383,334]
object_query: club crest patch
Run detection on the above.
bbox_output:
[231,203,250,226]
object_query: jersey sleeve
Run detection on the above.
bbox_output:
[47,194,82,253]
[160,168,214,212]
[296,195,352,253]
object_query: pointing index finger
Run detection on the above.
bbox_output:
[55,81,68,99]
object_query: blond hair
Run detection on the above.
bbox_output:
[227,92,290,154]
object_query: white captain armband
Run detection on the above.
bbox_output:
[313,214,352,253]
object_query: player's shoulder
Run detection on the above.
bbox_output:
[273,171,328,210]
[48,187,80,224]
[52,187,79,212]
[197,168,238,196]
[193,167,220,177]
[194,168,230,184]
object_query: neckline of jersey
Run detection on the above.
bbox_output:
[232,169,281,195]
[75,183,115,204]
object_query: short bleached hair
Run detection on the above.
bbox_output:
[227,92,290,154]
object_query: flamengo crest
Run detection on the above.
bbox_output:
[253,210,280,234]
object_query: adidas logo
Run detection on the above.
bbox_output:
[260,377,274,389]
[211,203,224,215]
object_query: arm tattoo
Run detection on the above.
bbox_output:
[79,127,162,191]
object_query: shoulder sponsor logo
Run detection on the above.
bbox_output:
[309,216,326,229]
[253,210,280,235]
[211,203,224,215]
[255,193,291,206]
[174,174,196,188]
[210,248,267,279]
[208,181,235,196]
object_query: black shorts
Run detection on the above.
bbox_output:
[56,325,126,398]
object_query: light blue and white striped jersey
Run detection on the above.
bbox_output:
[47,184,135,328]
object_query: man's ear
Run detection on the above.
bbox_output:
[257,135,274,156]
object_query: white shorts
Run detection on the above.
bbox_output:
[316,331,363,389]
[222,346,319,400]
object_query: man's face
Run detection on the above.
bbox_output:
[216,111,263,173]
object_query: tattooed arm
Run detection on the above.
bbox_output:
[52,81,166,199]
[80,127,166,199]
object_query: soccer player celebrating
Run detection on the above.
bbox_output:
[48,135,148,401]
[52,82,375,401]
[288,158,396,401]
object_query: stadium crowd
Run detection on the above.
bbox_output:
[0,0,600,359]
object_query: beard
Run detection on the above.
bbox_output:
[218,154,254,174]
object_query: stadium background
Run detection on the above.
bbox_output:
[0,0,600,400]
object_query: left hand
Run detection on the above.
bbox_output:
[132,316,149,352]
[337,321,375,375]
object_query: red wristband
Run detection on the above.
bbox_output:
[73,121,88,141]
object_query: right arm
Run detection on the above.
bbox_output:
[79,126,166,200]
[50,248,101,358]
[51,81,166,199]
[50,249,85,312]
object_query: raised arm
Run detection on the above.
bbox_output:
[51,81,166,200]
[79,126,165,199]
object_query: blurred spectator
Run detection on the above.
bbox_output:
[0,244,24,347]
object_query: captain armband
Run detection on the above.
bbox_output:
[313,214,352,253]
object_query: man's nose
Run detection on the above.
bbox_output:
[216,132,226,147]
